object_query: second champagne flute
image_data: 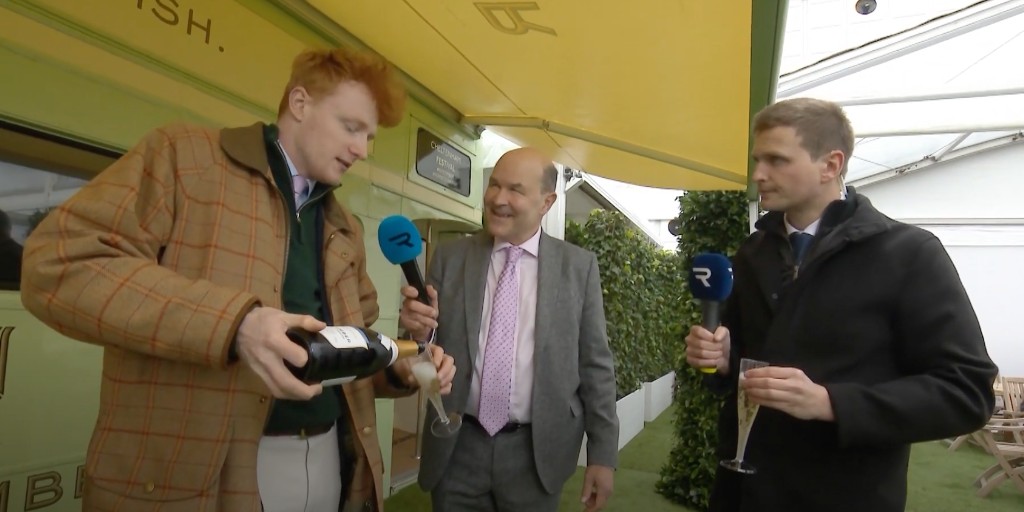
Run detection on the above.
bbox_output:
[720,357,769,474]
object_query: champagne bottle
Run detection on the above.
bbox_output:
[285,326,425,386]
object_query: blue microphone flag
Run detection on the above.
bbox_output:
[378,215,423,265]
[378,215,431,307]
[689,252,733,302]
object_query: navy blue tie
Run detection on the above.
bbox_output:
[789,232,814,265]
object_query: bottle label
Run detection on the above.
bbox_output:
[319,326,370,351]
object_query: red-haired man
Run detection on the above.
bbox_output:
[23,47,455,512]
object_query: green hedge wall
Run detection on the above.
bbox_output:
[656,190,750,511]
[565,210,684,399]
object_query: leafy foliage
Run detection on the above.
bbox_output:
[565,210,684,398]
[655,191,750,511]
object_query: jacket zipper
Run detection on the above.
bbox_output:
[294,184,332,223]
[793,232,849,282]
[260,140,335,429]
[782,236,849,346]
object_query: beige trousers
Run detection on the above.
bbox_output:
[257,424,342,512]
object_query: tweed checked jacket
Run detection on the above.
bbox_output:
[21,122,408,512]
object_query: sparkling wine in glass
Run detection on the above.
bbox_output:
[412,344,461,437]
[720,358,769,474]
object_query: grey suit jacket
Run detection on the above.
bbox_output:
[418,231,619,493]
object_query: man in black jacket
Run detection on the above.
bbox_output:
[685,98,998,512]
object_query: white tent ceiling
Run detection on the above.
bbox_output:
[777,0,1024,185]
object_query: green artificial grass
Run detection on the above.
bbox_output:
[386,406,689,512]
[386,409,1024,511]
[906,440,1024,512]
[384,482,432,512]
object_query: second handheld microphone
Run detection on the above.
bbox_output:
[688,252,734,374]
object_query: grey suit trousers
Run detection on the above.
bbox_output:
[431,421,561,512]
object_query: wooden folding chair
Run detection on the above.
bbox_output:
[947,377,1007,452]
[1003,377,1024,416]
[973,417,1024,497]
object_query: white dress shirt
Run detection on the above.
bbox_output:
[466,228,542,423]
[785,217,821,236]
[276,141,315,207]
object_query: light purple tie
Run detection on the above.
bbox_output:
[478,246,523,436]
[291,174,308,206]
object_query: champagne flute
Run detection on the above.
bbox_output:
[720,358,769,474]
[412,329,461,437]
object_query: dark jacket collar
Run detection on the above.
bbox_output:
[219,122,353,234]
[755,186,892,244]
[220,122,270,179]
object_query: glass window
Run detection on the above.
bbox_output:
[1,161,90,289]
[0,124,116,290]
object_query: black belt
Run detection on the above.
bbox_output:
[464,415,530,434]
[264,422,335,438]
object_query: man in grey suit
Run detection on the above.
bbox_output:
[400,147,619,511]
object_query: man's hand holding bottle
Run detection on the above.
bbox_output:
[234,303,455,400]
[234,306,326,400]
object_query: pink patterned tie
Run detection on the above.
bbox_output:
[478,245,523,436]
[292,174,308,206]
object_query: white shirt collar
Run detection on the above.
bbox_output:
[276,140,316,200]
[785,217,820,236]
[493,228,542,257]
[786,186,846,236]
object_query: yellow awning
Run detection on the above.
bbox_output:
[308,1,788,191]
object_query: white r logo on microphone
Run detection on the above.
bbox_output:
[693,268,711,287]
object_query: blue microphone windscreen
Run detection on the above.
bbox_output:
[689,252,733,301]
[378,215,423,265]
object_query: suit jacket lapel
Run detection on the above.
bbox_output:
[464,233,491,364]
[534,233,562,356]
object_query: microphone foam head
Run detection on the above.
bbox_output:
[689,252,733,301]
[378,215,423,265]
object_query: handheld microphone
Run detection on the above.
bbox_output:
[378,215,431,306]
[688,252,734,374]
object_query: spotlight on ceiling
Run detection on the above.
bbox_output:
[855,0,877,15]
